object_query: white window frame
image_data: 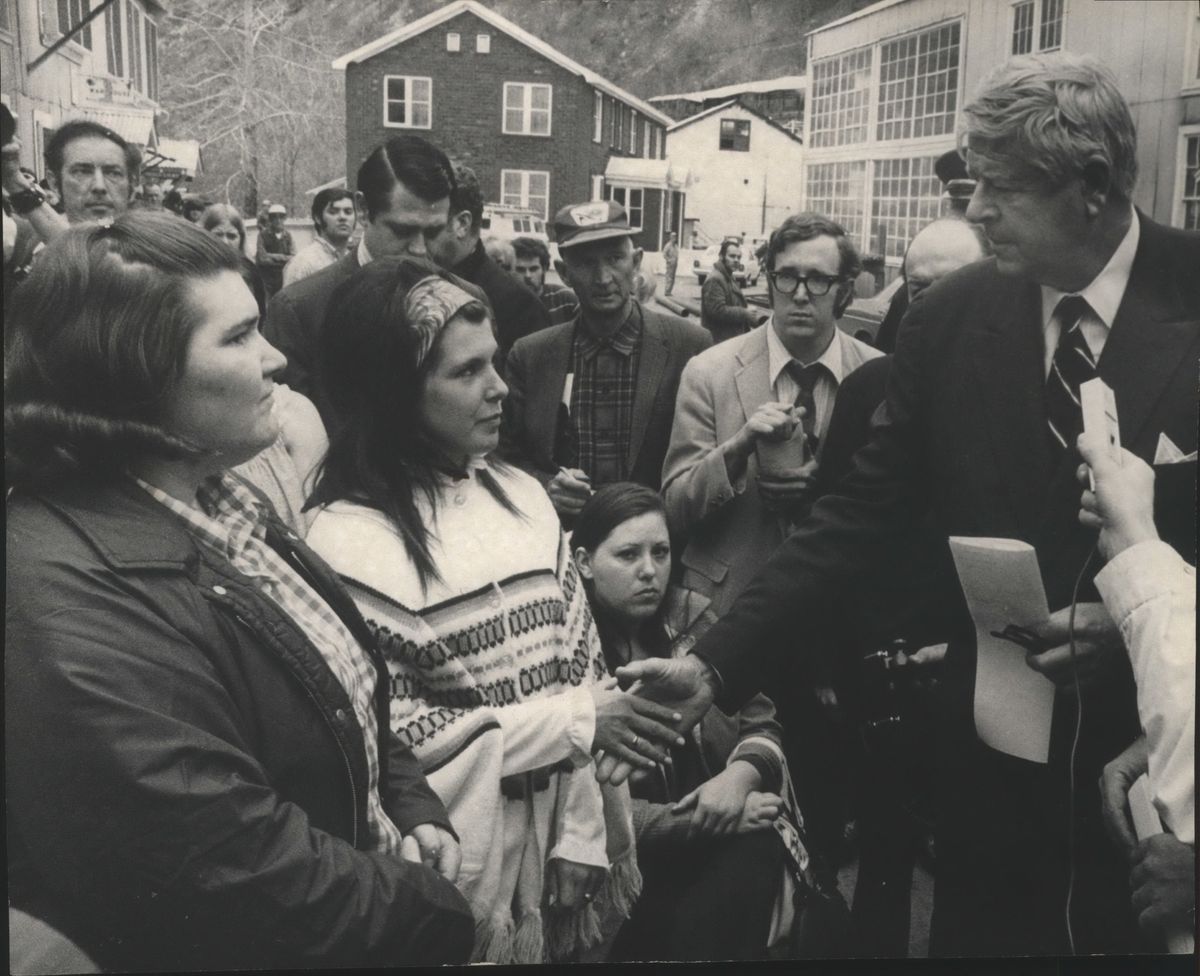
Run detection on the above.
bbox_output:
[875,20,961,142]
[446,31,460,52]
[1011,0,1066,55]
[629,110,638,154]
[606,185,644,231]
[104,0,125,79]
[500,168,550,220]
[1184,8,1200,92]
[593,90,603,142]
[476,33,490,53]
[382,75,432,130]
[642,118,651,158]
[502,82,552,137]
[610,97,619,146]
[591,174,604,201]
[1175,124,1200,230]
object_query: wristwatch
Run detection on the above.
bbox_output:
[8,183,47,216]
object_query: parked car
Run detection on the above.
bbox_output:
[481,203,549,244]
[693,241,759,287]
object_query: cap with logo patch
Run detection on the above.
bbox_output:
[553,200,635,250]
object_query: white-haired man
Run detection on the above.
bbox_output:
[617,51,1199,956]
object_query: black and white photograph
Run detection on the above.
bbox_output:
[2,0,1197,972]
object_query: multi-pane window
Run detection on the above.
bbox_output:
[607,186,644,230]
[105,0,124,77]
[1181,132,1200,230]
[593,90,603,142]
[870,156,942,259]
[1012,1,1035,55]
[145,17,157,100]
[384,76,431,128]
[501,169,549,219]
[503,83,551,136]
[719,118,751,151]
[1038,0,1063,51]
[805,161,867,243]
[1013,0,1063,55]
[876,21,960,141]
[58,0,92,48]
[809,47,872,148]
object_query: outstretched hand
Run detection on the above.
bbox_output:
[595,657,717,785]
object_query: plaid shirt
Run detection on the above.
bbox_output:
[540,281,579,327]
[566,303,643,486]
[134,474,404,855]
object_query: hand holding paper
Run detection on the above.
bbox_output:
[1025,601,1122,691]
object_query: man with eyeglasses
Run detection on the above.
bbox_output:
[663,212,881,620]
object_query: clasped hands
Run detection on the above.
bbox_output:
[733,402,818,512]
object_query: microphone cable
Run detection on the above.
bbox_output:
[1063,540,1100,956]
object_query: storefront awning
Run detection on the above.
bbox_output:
[74,106,158,149]
[603,156,690,191]
[150,138,203,179]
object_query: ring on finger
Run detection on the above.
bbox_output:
[630,734,640,748]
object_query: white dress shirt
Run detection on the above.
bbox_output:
[1094,540,1195,846]
[1040,207,1139,377]
[765,323,853,443]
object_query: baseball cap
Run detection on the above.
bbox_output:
[267,203,287,215]
[553,200,634,249]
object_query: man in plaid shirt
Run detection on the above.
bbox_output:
[501,200,711,522]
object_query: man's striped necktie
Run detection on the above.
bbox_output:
[1045,294,1097,453]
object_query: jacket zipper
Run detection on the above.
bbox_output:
[232,611,360,848]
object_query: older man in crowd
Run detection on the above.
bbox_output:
[619,51,1199,956]
[512,235,578,326]
[428,163,550,360]
[700,238,762,344]
[263,133,454,423]
[501,200,710,521]
[283,188,356,288]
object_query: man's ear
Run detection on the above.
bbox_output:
[353,190,368,221]
[1079,156,1114,217]
[834,280,855,317]
[574,547,594,580]
[453,210,474,240]
[631,246,643,272]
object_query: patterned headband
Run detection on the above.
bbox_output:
[403,274,482,370]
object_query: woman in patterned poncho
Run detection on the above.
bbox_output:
[305,258,683,964]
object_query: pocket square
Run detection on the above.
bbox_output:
[1154,432,1197,464]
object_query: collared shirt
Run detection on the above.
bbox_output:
[1040,206,1139,377]
[765,320,852,443]
[566,303,644,485]
[283,235,346,288]
[356,236,375,268]
[540,280,580,327]
[134,473,405,855]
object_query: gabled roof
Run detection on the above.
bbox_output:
[665,98,803,145]
[650,74,807,104]
[809,0,909,36]
[332,0,672,127]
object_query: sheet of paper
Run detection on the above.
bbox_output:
[949,537,1056,764]
[1126,775,1194,954]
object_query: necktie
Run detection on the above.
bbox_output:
[1045,295,1097,453]
[786,360,824,450]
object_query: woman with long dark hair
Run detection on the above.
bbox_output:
[573,483,807,961]
[305,258,684,964]
[5,212,473,972]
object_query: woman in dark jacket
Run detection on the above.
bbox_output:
[4,212,474,972]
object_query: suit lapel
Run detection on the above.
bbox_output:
[626,309,668,473]
[734,328,771,423]
[969,276,1053,537]
[1097,217,1198,450]
[529,325,575,465]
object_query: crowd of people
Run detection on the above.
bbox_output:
[3,49,1196,971]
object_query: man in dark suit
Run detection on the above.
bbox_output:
[428,164,550,361]
[262,134,454,425]
[501,200,710,520]
[700,238,761,343]
[615,52,1199,956]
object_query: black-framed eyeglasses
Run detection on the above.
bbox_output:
[766,269,844,298]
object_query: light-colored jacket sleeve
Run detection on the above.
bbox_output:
[1094,540,1196,845]
[661,354,744,537]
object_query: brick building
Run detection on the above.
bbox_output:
[332,0,683,251]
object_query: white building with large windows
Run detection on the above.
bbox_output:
[801,0,1200,278]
